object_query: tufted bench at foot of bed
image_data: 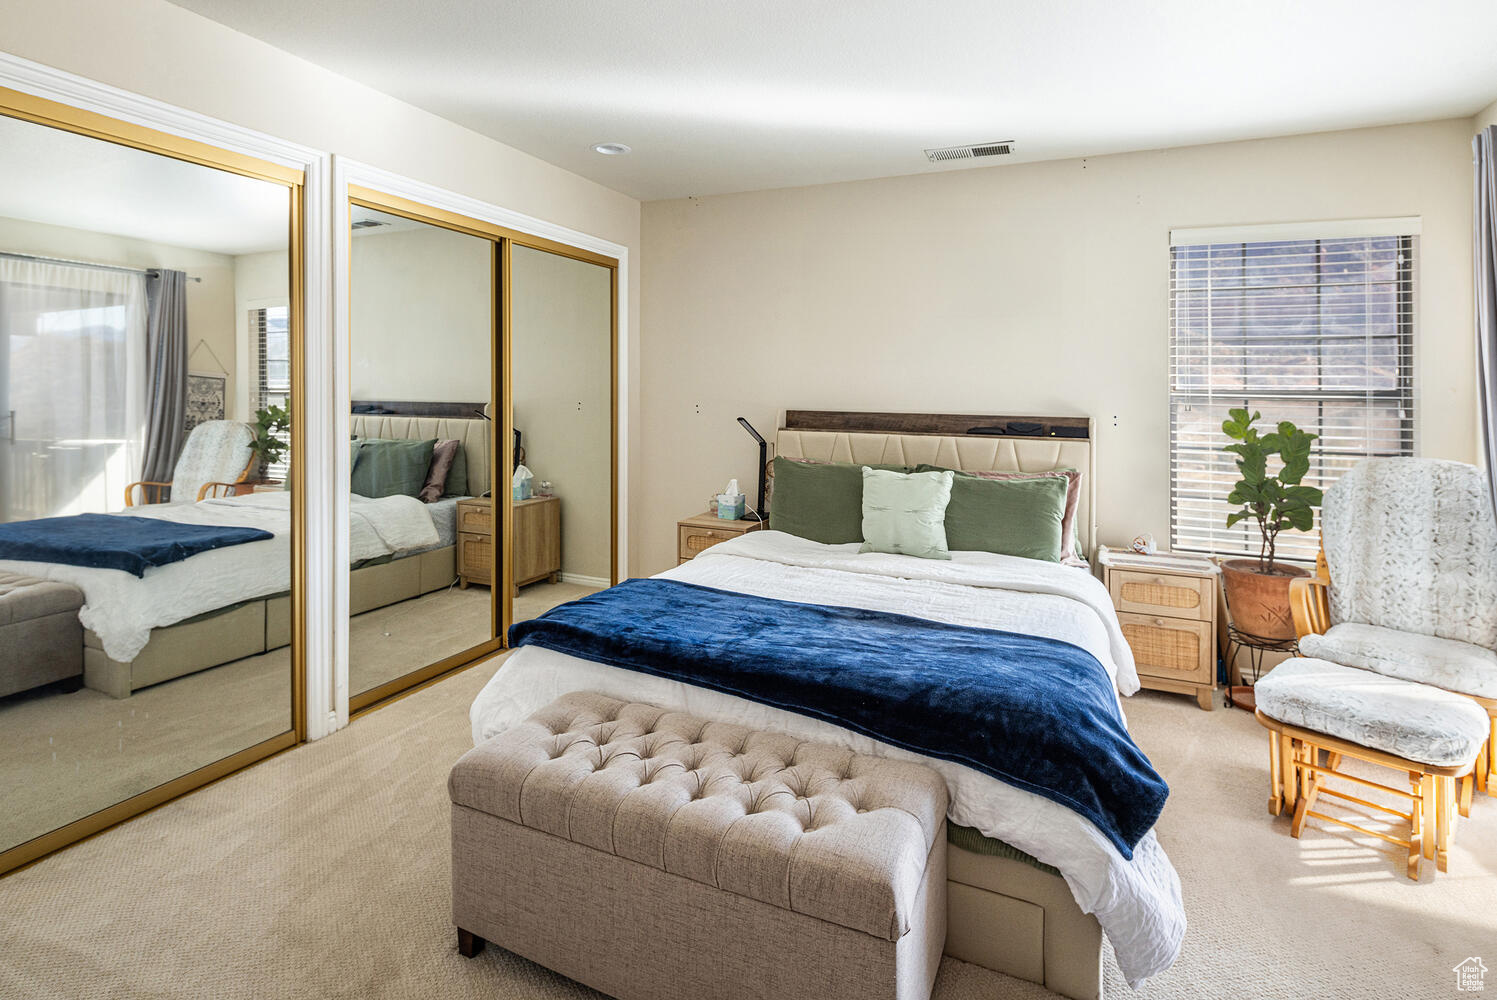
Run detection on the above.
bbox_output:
[449,691,949,1000]
[0,571,84,699]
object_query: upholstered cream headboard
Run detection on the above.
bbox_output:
[774,411,1097,557]
[350,414,490,496]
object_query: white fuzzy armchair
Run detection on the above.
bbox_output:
[1290,457,1497,793]
[124,420,257,506]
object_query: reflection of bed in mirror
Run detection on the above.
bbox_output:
[0,405,487,699]
[346,403,490,610]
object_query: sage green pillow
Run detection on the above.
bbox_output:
[768,458,910,544]
[938,470,1068,561]
[858,467,954,560]
[350,437,437,499]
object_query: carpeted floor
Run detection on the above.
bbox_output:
[0,581,590,855]
[0,666,1492,999]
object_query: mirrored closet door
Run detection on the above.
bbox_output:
[342,189,618,714]
[507,244,614,624]
[0,97,304,874]
[346,198,500,710]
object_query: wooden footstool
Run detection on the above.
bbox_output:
[1255,658,1488,879]
[449,691,949,1000]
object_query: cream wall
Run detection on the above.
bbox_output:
[0,215,240,414]
[512,245,614,582]
[0,0,643,566]
[1477,99,1497,132]
[348,226,491,403]
[639,118,1477,575]
[230,250,290,421]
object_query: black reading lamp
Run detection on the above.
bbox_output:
[737,417,768,522]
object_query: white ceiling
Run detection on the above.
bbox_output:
[0,115,290,255]
[167,0,1497,201]
[350,205,431,235]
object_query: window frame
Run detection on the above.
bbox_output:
[250,302,291,480]
[1167,228,1417,561]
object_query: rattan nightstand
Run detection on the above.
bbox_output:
[676,512,766,565]
[1098,545,1221,711]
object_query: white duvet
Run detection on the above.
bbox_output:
[0,492,439,662]
[470,531,1185,987]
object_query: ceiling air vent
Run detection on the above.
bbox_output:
[924,140,1014,163]
[350,219,387,230]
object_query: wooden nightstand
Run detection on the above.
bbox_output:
[456,498,493,589]
[1098,546,1220,711]
[677,512,766,565]
[456,496,562,593]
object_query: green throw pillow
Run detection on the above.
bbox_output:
[858,467,954,560]
[931,470,1068,561]
[350,437,437,499]
[768,458,910,544]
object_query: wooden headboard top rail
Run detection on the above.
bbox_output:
[784,410,1090,440]
[352,399,487,419]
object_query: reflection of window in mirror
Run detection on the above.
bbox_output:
[0,109,298,868]
[251,305,291,479]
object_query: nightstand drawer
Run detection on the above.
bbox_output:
[459,533,492,585]
[1109,570,1213,622]
[678,524,740,561]
[457,501,493,535]
[1118,612,1213,684]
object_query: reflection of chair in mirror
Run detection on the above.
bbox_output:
[124,420,257,506]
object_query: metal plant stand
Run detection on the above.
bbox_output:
[1223,624,1300,711]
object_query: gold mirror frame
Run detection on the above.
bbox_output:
[345,186,620,716]
[0,87,307,877]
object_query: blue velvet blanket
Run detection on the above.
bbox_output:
[510,578,1168,857]
[0,513,273,577]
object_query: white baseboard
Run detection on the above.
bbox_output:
[560,573,611,589]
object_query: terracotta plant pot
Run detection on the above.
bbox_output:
[1220,559,1310,641]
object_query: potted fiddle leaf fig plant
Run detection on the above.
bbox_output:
[1219,408,1322,641]
[248,404,290,480]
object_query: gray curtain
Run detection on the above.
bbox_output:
[1479,127,1497,518]
[140,269,188,491]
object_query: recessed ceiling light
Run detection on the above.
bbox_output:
[590,142,632,156]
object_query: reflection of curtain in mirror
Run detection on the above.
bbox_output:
[0,258,147,522]
[141,269,188,489]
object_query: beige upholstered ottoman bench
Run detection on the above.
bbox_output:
[449,691,949,1000]
[0,571,84,699]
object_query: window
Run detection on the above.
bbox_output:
[1169,223,1416,561]
[0,257,147,519]
[250,304,290,479]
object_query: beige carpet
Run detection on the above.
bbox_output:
[0,644,292,852]
[350,581,598,696]
[349,584,493,696]
[0,583,590,855]
[1,667,1492,999]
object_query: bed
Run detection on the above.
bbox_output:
[469,411,1184,999]
[0,409,489,699]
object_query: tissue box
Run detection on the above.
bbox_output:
[716,494,745,519]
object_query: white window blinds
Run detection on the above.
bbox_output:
[250,304,290,479]
[1169,227,1416,561]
